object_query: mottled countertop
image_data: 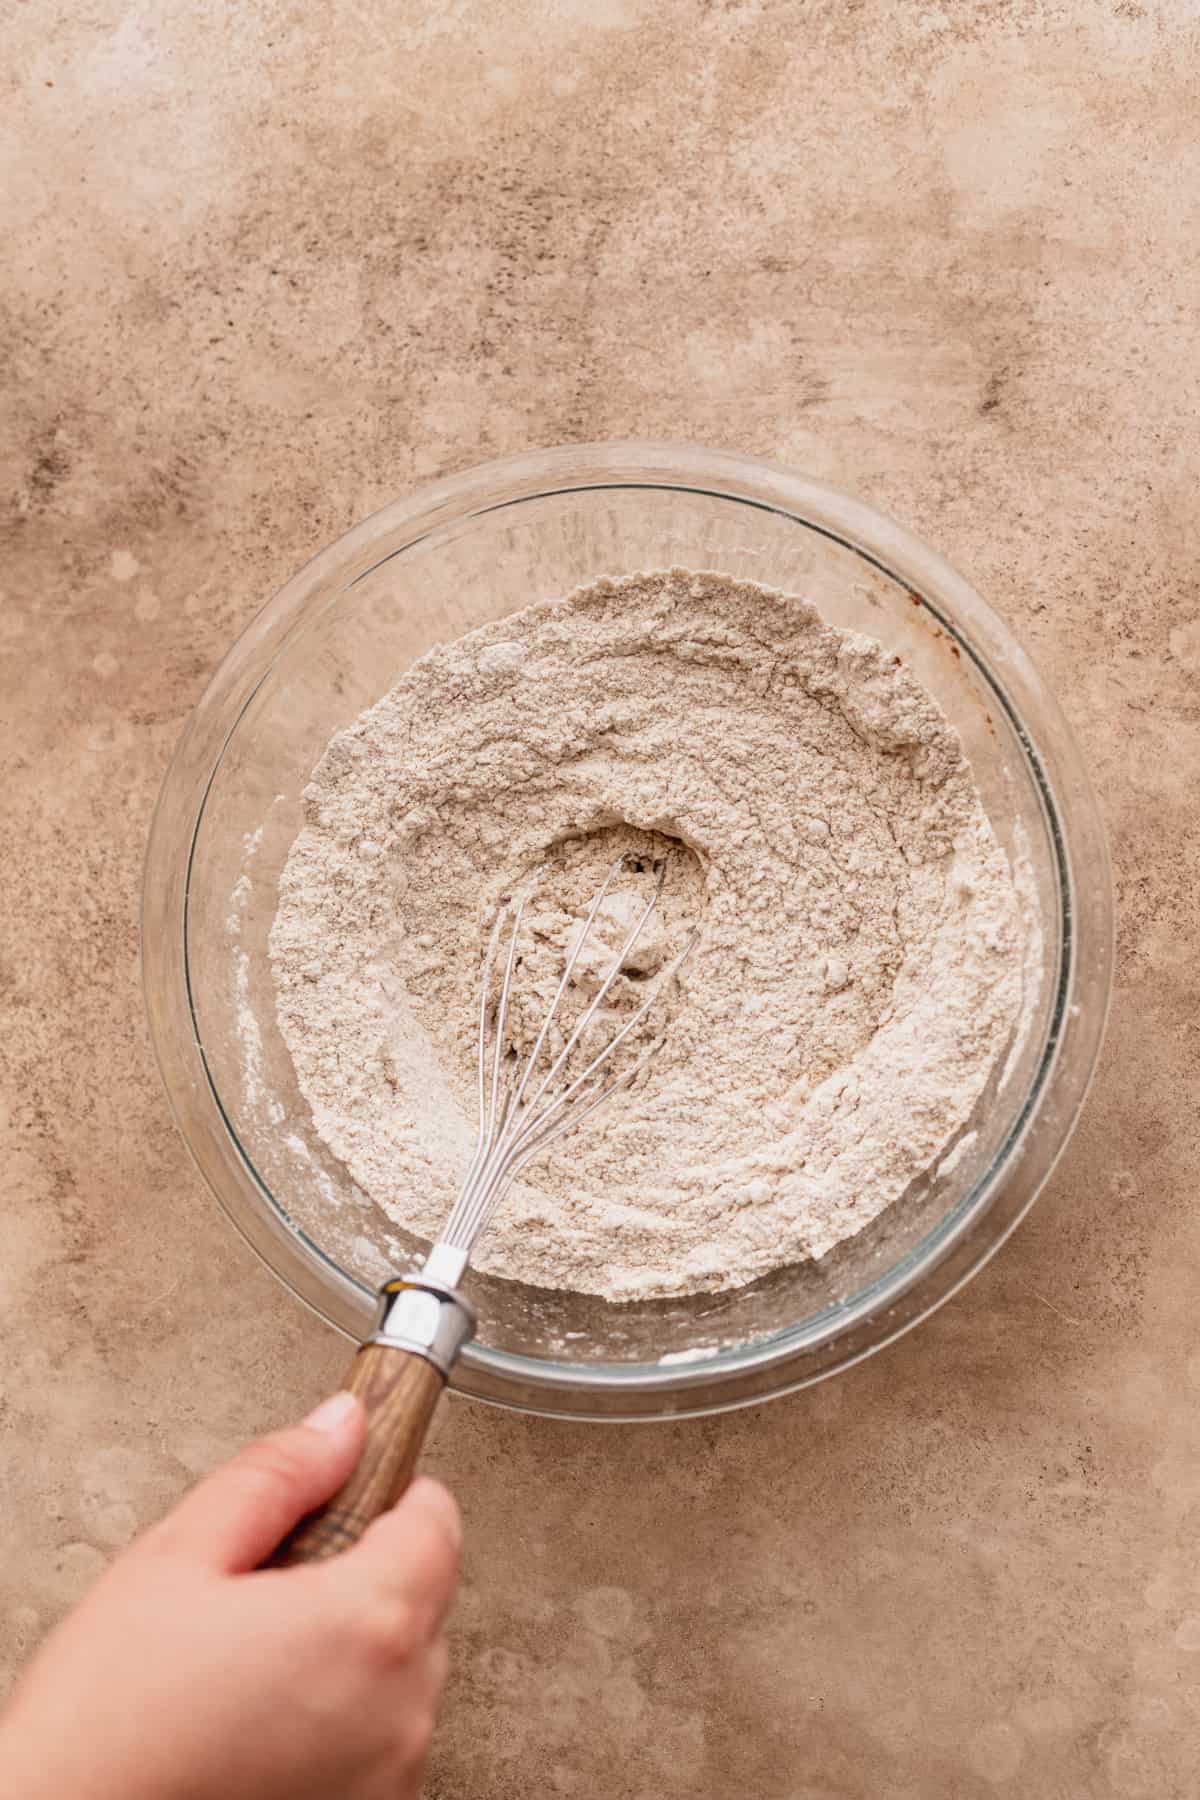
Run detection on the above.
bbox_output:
[4,2,1198,1794]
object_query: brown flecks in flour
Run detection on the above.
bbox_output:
[270,569,1024,1300]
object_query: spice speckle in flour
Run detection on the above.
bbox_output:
[270,569,1025,1301]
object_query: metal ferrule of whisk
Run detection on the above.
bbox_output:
[369,853,693,1376]
[371,1272,477,1378]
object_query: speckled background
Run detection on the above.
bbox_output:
[3,1,1199,1793]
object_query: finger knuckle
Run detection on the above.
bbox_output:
[428,1635,451,1694]
[429,1486,463,1544]
[414,1483,462,1557]
[417,1532,459,1599]
[436,1526,463,1581]
[360,1595,422,1666]
[403,1707,437,1765]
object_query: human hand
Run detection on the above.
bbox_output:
[0,1392,461,1800]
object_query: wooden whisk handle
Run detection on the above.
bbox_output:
[271,1276,475,1567]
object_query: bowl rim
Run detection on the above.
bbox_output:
[142,439,1114,1420]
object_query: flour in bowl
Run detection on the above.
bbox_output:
[270,569,1025,1300]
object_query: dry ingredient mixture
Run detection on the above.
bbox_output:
[270,569,1025,1301]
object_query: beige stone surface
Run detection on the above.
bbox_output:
[3,0,1198,1793]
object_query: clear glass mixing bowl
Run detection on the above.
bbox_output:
[142,442,1113,1420]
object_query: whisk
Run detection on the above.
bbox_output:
[277,854,689,1563]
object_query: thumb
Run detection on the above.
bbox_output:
[148,1392,367,1573]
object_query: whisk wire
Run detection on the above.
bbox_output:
[494,927,688,1176]
[459,907,509,1205]
[487,888,527,1141]
[506,854,626,1121]
[452,855,644,1231]
[439,857,690,1257]
[514,860,665,1129]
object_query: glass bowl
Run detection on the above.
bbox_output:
[142,442,1113,1420]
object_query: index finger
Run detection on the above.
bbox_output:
[342,1476,462,1639]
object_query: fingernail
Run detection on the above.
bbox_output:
[303,1391,359,1433]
